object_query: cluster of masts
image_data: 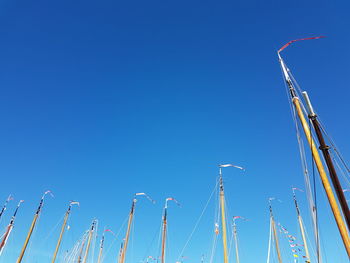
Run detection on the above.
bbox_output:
[1,37,349,262]
[0,192,182,263]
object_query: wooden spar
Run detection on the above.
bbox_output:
[97,231,105,263]
[161,207,167,263]
[119,193,154,263]
[16,191,52,263]
[302,91,350,230]
[161,197,180,263]
[233,221,240,263]
[77,234,87,263]
[219,168,229,263]
[269,201,282,263]
[0,195,12,221]
[0,200,24,255]
[51,201,79,263]
[82,220,96,263]
[292,189,311,263]
[278,54,350,257]
[119,199,136,263]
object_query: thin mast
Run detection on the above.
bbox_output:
[232,216,246,263]
[82,219,97,263]
[16,190,52,263]
[269,199,282,263]
[278,50,350,257]
[302,91,350,230]
[51,201,79,263]
[119,193,154,263]
[0,200,24,255]
[218,164,244,263]
[161,197,180,263]
[0,195,13,221]
[77,234,87,263]
[97,230,105,263]
[292,188,311,263]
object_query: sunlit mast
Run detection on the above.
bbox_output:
[0,200,24,255]
[218,164,244,263]
[16,190,53,263]
[292,188,310,263]
[269,198,282,263]
[161,197,180,263]
[278,39,350,257]
[51,201,79,263]
[118,193,155,263]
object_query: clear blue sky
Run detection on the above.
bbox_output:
[0,0,349,262]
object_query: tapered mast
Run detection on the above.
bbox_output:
[82,219,97,263]
[51,201,79,263]
[0,195,13,221]
[302,91,350,230]
[218,164,244,263]
[97,230,105,263]
[0,200,24,255]
[16,190,52,263]
[292,188,310,263]
[77,234,87,263]
[269,199,282,263]
[161,197,180,263]
[119,193,154,263]
[278,43,350,256]
[232,216,246,263]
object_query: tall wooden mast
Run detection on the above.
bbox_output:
[292,189,311,263]
[160,197,180,263]
[82,219,97,263]
[97,230,105,263]
[269,199,282,263]
[119,193,154,263]
[0,200,24,255]
[0,195,13,221]
[51,201,79,263]
[302,91,350,230]
[16,191,52,263]
[218,164,244,263]
[278,51,350,257]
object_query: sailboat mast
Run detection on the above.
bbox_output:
[82,220,96,263]
[97,231,105,263]
[292,189,311,263]
[51,201,79,263]
[0,195,12,221]
[219,168,229,263]
[233,220,240,263]
[269,201,282,263]
[278,52,350,257]
[161,206,167,263]
[119,199,136,263]
[302,91,350,229]
[77,234,87,263]
[16,191,52,263]
[0,200,24,255]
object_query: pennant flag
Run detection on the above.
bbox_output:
[278,36,325,53]
[219,164,245,170]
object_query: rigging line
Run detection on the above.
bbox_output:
[101,215,129,262]
[309,117,321,263]
[332,156,350,188]
[317,118,350,174]
[177,178,219,261]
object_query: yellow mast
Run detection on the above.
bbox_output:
[218,164,244,263]
[292,189,311,263]
[51,201,79,263]
[279,54,350,257]
[119,193,154,263]
[82,220,96,263]
[161,198,180,263]
[161,208,167,263]
[77,234,87,263]
[269,200,282,263]
[17,191,52,263]
[219,167,229,263]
